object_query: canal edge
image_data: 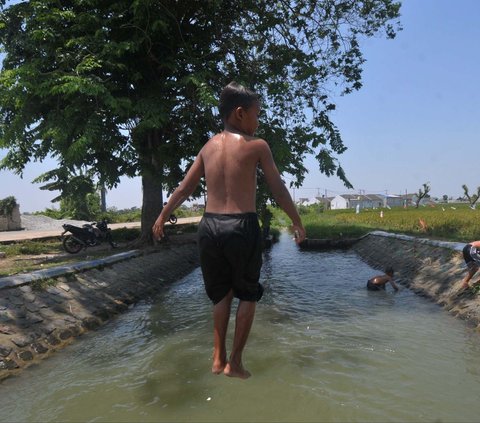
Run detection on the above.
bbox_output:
[0,234,199,381]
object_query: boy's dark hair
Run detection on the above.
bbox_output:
[218,81,259,121]
[385,266,394,276]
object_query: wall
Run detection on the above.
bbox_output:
[0,235,200,380]
[352,231,480,328]
[0,205,22,231]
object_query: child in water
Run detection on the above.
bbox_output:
[367,266,399,291]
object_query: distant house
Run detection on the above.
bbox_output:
[331,194,384,210]
[384,194,404,208]
[297,196,333,210]
[297,198,310,206]
[330,193,405,210]
[314,196,333,210]
[330,194,350,210]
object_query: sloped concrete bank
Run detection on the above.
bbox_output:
[352,231,480,327]
[0,234,199,381]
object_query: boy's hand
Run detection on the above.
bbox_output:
[292,225,306,244]
[152,216,166,240]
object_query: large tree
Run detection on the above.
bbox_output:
[0,0,401,241]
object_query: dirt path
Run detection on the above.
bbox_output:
[0,216,201,243]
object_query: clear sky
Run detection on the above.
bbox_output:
[1,0,479,212]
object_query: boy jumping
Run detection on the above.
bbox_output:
[152,82,305,379]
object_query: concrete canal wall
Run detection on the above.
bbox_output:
[0,234,199,381]
[351,231,480,327]
[1,229,480,382]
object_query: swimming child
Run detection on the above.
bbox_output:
[461,241,480,290]
[152,81,306,379]
[367,266,398,291]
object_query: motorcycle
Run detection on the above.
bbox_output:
[61,219,116,254]
[163,202,177,224]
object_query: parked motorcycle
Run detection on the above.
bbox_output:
[163,202,177,224]
[61,219,116,254]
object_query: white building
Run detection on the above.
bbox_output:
[296,196,333,209]
[330,193,405,210]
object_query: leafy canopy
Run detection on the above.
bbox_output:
[0,0,402,216]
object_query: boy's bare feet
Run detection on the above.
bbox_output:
[212,352,227,374]
[212,359,226,375]
[223,361,251,379]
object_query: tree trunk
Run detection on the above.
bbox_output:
[100,186,107,212]
[135,128,164,244]
[139,171,163,243]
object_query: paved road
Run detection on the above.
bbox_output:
[0,216,202,243]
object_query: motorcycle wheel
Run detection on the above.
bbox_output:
[63,235,83,254]
[169,215,177,224]
[106,232,117,248]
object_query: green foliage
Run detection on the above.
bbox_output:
[32,170,101,220]
[0,195,17,216]
[31,277,59,291]
[174,205,203,219]
[33,208,64,220]
[471,284,480,295]
[2,240,63,257]
[99,207,142,223]
[0,0,402,239]
[271,203,480,242]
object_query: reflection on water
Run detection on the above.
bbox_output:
[1,232,480,422]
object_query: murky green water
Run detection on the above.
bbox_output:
[1,233,480,422]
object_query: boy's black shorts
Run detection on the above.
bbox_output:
[197,212,263,304]
[367,279,385,291]
[463,244,480,270]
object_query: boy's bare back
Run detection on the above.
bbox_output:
[153,81,304,244]
[201,131,267,214]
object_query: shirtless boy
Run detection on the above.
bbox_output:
[152,82,306,379]
[461,241,480,290]
[366,266,398,291]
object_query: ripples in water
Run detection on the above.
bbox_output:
[1,233,480,422]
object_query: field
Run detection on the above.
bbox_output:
[271,203,480,242]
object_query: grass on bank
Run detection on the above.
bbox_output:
[0,224,198,277]
[270,203,480,242]
[34,205,202,224]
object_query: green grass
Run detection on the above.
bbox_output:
[270,203,480,242]
[0,224,200,278]
[1,240,63,257]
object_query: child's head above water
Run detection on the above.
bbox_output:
[385,266,394,277]
[219,81,259,122]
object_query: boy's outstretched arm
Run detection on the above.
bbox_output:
[258,141,306,244]
[152,153,204,240]
[390,280,399,291]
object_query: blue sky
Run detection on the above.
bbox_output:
[1,0,479,212]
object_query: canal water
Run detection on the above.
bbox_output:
[1,233,480,422]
